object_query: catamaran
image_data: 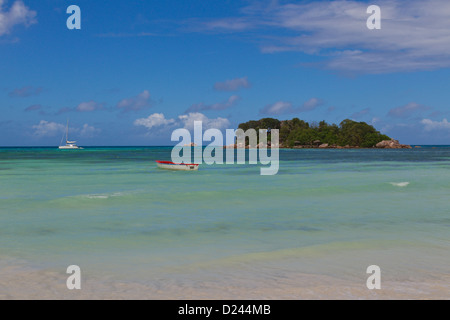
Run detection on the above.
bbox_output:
[59,120,83,149]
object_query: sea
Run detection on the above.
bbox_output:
[0,146,449,299]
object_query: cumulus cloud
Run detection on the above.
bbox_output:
[260,101,293,115]
[76,101,104,112]
[299,98,324,112]
[186,95,240,112]
[191,17,254,33]
[32,120,65,137]
[133,113,176,130]
[134,112,230,132]
[214,77,251,91]
[421,118,450,131]
[117,90,152,112]
[188,0,450,73]
[371,117,381,124]
[79,124,101,137]
[260,97,324,115]
[55,100,104,114]
[32,120,101,138]
[24,104,42,112]
[388,102,429,118]
[178,112,230,130]
[0,0,36,36]
[25,104,49,115]
[53,91,152,115]
[9,86,42,97]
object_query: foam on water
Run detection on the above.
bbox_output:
[82,192,126,199]
[390,182,410,187]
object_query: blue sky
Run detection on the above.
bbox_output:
[1,0,450,146]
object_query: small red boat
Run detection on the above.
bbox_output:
[156,161,199,171]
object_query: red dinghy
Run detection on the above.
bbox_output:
[156,161,199,171]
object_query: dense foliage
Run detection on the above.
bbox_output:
[238,118,391,148]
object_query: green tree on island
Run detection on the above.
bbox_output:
[238,118,391,148]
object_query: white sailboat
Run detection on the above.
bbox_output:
[59,120,83,149]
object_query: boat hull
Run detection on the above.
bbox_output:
[156,161,199,171]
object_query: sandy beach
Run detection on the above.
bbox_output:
[1,258,448,300]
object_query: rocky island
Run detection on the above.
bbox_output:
[236,118,411,149]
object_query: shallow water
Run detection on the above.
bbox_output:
[0,147,449,299]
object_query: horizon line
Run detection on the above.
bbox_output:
[1,144,450,148]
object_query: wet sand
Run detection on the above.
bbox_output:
[1,260,448,300]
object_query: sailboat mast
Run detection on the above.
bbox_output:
[66,119,69,142]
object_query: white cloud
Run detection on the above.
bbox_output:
[299,98,324,112]
[117,90,152,112]
[32,121,100,138]
[80,124,101,137]
[186,95,240,112]
[189,0,450,73]
[9,86,42,97]
[371,117,381,124]
[421,118,450,131]
[214,77,251,91]
[388,102,429,118]
[32,120,65,137]
[25,104,42,112]
[260,97,323,115]
[178,112,230,130]
[76,101,104,112]
[134,112,230,132]
[133,113,176,130]
[0,0,36,36]
[260,101,293,115]
[195,17,253,33]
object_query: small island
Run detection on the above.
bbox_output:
[237,118,411,149]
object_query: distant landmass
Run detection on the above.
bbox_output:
[237,118,412,149]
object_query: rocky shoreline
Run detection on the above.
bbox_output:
[291,139,412,149]
[223,139,412,149]
[374,139,412,149]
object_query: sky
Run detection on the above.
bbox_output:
[1,0,450,146]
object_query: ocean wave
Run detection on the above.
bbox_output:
[83,192,125,199]
[86,195,109,199]
[390,182,410,187]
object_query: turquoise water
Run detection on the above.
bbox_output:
[0,147,449,298]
